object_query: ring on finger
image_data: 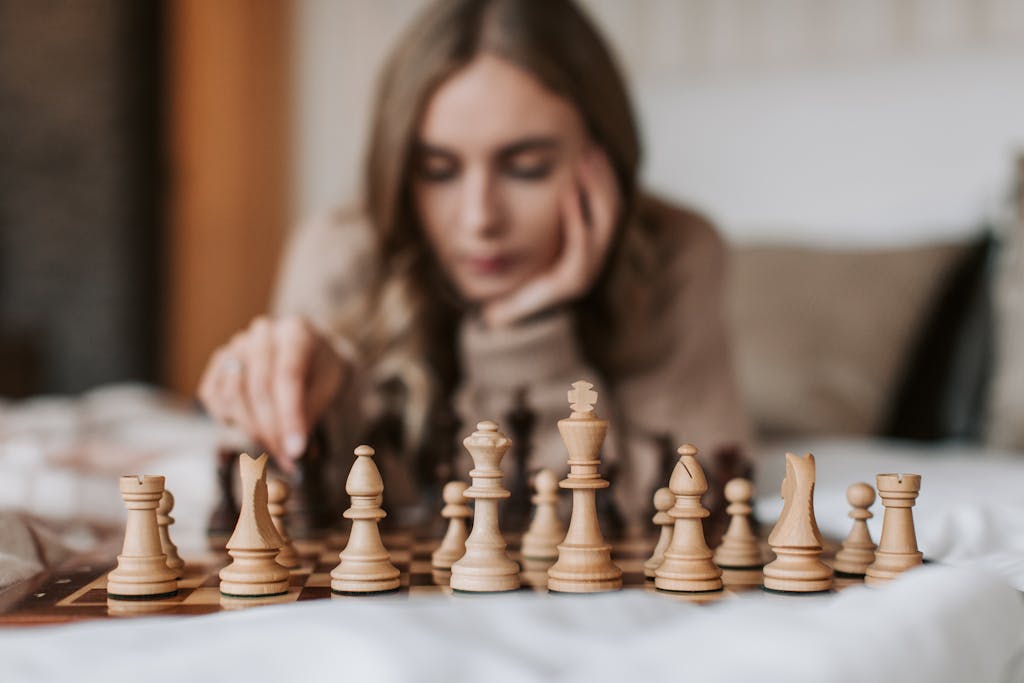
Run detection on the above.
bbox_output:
[221,356,244,375]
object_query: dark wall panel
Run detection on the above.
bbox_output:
[0,0,162,395]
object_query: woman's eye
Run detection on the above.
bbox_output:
[504,160,553,181]
[416,156,459,182]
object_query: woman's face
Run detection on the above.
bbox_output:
[412,54,588,305]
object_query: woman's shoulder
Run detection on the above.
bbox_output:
[292,206,375,256]
[271,206,377,319]
[638,193,727,267]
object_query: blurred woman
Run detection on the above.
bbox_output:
[198,0,749,529]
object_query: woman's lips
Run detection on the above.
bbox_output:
[464,254,514,276]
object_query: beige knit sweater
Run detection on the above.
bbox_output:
[271,200,750,528]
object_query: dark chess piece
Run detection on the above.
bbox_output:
[287,425,337,537]
[503,387,536,531]
[417,400,462,539]
[207,446,240,539]
[363,379,408,532]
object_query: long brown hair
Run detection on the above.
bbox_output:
[337,0,665,445]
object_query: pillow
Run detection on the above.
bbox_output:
[987,194,1024,449]
[728,242,966,439]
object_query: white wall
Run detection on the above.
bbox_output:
[293,0,1024,247]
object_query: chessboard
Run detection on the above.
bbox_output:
[0,530,867,626]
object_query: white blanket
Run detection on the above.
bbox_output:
[1,565,1021,683]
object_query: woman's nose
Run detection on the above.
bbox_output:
[459,169,502,239]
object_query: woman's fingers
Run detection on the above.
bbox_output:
[243,316,282,458]
[307,339,346,424]
[273,317,316,463]
[197,315,349,472]
[578,147,620,268]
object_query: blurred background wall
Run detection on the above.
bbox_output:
[0,0,162,396]
[295,0,1024,245]
[1,0,1023,400]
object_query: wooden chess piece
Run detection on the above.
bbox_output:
[219,453,290,597]
[331,445,401,594]
[157,489,185,577]
[107,475,179,599]
[763,452,833,593]
[432,481,472,570]
[521,469,564,561]
[865,473,923,585]
[268,478,299,569]
[290,425,336,536]
[654,445,723,592]
[713,478,763,569]
[504,387,537,531]
[450,422,520,592]
[547,381,622,593]
[643,487,674,578]
[207,446,240,537]
[832,482,877,576]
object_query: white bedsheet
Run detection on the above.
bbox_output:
[1,565,1021,683]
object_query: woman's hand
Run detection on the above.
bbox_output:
[482,146,620,328]
[198,315,348,473]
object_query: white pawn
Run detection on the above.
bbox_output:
[644,487,674,578]
[521,469,564,561]
[832,482,877,576]
[268,479,299,569]
[331,445,401,594]
[107,475,179,599]
[157,489,185,577]
[713,478,763,569]
[432,481,472,570]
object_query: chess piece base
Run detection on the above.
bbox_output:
[653,550,723,593]
[654,576,724,593]
[864,551,923,585]
[832,546,876,576]
[547,577,623,593]
[219,549,291,597]
[330,560,401,594]
[449,560,520,593]
[106,589,178,601]
[713,545,763,570]
[763,548,833,593]
[546,542,622,593]
[332,586,401,596]
[520,537,561,561]
[107,556,179,599]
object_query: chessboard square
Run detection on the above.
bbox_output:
[412,540,437,555]
[70,589,108,605]
[297,586,331,601]
[305,573,331,588]
[409,560,434,574]
[183,587,221,605]
[388,550,412,563]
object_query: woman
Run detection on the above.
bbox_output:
[198,0,749,529]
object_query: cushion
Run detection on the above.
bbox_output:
[728,242,966,438]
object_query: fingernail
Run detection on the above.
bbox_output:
[284,432,306,459]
